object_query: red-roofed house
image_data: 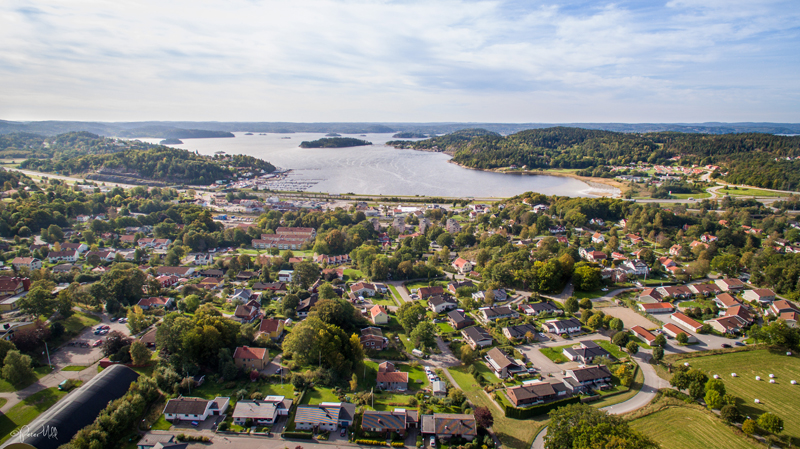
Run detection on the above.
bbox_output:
[376,365,408,391]
[715,278,745,292]
[706,316,746,334]
[671,312,702,333]
[639,302,675,314]
[713,293,741,309]
[137,296,174,310]
[370,305,389,325]
[233,346,270,371]
[743,289,776,304]
[350,282,376,297]
[725,305,754,324]
[452,258,473,274]
[662,323,696,343]
[258,318,285,340]
[630,326,657,345]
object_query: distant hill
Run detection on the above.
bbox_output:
[299,137,372,148]
[392,132,428,138]
[387,128,500,154]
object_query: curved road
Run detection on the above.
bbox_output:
[530,353,669,449]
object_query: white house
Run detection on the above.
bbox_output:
[452,257,473,274]
[543,318,582,334]
[278,270,294,282]
[163,397,230,422]
[622,259,649,276]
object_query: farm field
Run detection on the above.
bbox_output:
[668,349,800,443]
[718,187,786,197]
[630,404,757,449]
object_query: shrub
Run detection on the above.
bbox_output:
[356,439,389,446]
[720,405,740,423]
[742,419,757,435]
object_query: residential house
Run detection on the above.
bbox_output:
[638,288,663,304]
[586,251,607,263]
[278,270,294,282]
[370,305,389,325]
[447,280,474,294]
[52,263,74,274]
[156,266,194,278]
[706,316,747,334]
[420,413,477,441]
[11,257,42,270]
[669,245,683,257]
[563,365,613,393]
[155,275,179,289]
[506,381,570,408]
[461,326,493,349]
[252,282,286,292]
[519,302,562,316]
[656,285,693,300]
[86,250,116,262]
[350,282,377,297]
[360,327,388,350]
[743,288,776,304]
[294,402,356,431]
[417,286,444,300]
[479,306,518,322]
[715,278,746,292]
[163,397,229,422]
[47,249,79,263]
[428,296,458,314]
[725,305,754,324]
[452,258,473,274]
[714,293,742,309]
[445,219,461,234]
[562,341,612,364]
[630,326,657,346]
[233,346,270,371]
[198,268,224,278]
[432,381,447,397]
[591,232,605,244]
[232,396,293,426]
[472,289,508,303]
[258,318,285,340]
[689,283,722,296]
[639,302,674,314]
[671,312,703,333]
[376,362,408,390]
[229,288,254,303]
[502,323,539,342]
[770,300,800,317]
[622,259,649,277]
[233,304,260,324]
[447,309,475,330]
[296,295,319,318]
[543,318,582,335]
[135,434,181,449]
[136,296,174,310]
[0,277,27,297]
[197,277,223,289]
[362,410,414,436]
[662,323,696,343]
[484,347,526,379]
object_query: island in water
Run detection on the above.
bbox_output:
[392,131,428,138]
[325,132,342,137]
[299,137,372,148]
[159,138,183,145]
[245,132,254,135]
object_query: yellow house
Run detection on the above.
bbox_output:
[233,346,270,371]
[258,318,285,340]
[370,305,389,325]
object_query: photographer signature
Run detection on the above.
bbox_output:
[10,424,58,442]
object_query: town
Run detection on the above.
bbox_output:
[0,169,799,449]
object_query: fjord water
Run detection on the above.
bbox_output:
[144,133,609,198]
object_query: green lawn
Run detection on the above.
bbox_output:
[539,345,571,364]
[151,414,172,430]
[398,363,429,391]
[47,310,102,348]
[0,387,70,443]
[191,377,294,402]
[589,364,644,409]
[61,365,89,371]
[594,340,628,359]
[370,392,417,411]
[670,192,711,199]
[630,404,758,449]
[672,349,800,443]
[343,268,364,281]
[370,296,398,307]
[436,322,456,334]
[302,387,341,405]
[0,366,53,393]
[388,285,403,303]
[447,366,545,449]
[404,280,448,291]
[572,290,607,300]
[718,187,788,197]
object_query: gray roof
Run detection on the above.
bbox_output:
[233,400,277,420]
[504,323,539,339]
[462,326,491,342]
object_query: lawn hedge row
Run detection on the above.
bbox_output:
[282,431,314,439]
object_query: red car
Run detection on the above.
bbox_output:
[92,339,103,347]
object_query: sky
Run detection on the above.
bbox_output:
[1,0,799,123]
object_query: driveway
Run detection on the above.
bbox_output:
[425,337,460,368]
[599,306,662,330]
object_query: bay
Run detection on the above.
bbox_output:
[139,133,615,198]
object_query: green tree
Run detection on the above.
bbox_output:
[711,254,741,277]
[579,298,593,310]
[127,306,148,334]
[676,332,689,344]
[705,378,726,396]
[626,340,639,355]
[396,302,426,333]
[741,419,756,436]
[293,261,320,289]
[410,322,437,349]
[652,346,664,362]
[573,265,601,291]
[545,403,657,449]
[2,350,34,385]
[587,314,603,331]
[0,340,16,368]
[609,318,623,332]
[688,381,705,399]
[653,333,667,347]
[720,405,740,423]
[17,282,56,318]
[282,294,300,318]
[612,331,629,347]
[460,345,477,365]
[182,295,201,313]
[129,341,152,366]
[564,297,579,314]
[704,389,723,409]
[757,413,783,434]
[670,371,690,390]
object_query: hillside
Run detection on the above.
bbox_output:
[392,127,800,190]
[15,135,275,185]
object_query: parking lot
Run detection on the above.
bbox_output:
[49,313,131,367]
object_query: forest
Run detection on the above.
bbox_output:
[391,127,800,190]
[299,137,372,148]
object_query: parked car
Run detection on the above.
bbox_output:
[721,344,731,348]
[110,317,118,322]
[340,428,347,437]
[191,421,199,427]
[430,436,436,447]
[92,339,103,347]
[118,318,127,323]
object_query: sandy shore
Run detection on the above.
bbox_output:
[446,160,626,198]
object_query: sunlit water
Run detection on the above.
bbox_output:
[138,133,614,198]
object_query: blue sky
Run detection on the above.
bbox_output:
[1,0,798,122]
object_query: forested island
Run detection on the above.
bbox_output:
[391,132,428,138]
[159,138,183,145]
[5,132,275,185]
[390,127,800,191]
[325,133,342,137]
[299,137,372,148]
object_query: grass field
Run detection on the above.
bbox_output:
[436,322,456,334]
[302,387,341,405]
[672,349,800,443]
[630,404,757,449]
[61,365,89,371]
[151,414,172,430]
[0,387,71,442]
[718,187,787,197]
[343,268,364,281]
[539,345,571,364]
[671,192,711,199]
[448,365,545,449]
[589,364,644,409]
[595,340,628,359]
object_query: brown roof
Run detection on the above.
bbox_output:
[715,293,741,308]
[234,305,258,318]
[140,328,157,345]
[233,346,268,360]
[725,305,753,322]
[377,371,408,384]
[258,318,283,334]
[370,305,387,319]
[0,279,22,291]
[138,297,170,307]
[486,347,515,369]
[164,397,210,415]
[631,326,656,342]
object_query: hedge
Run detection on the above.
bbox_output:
[356,439,389,446]
[282,431,314,439]
[503,395,582,419]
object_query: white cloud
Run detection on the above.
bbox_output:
[0,0,798,121]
